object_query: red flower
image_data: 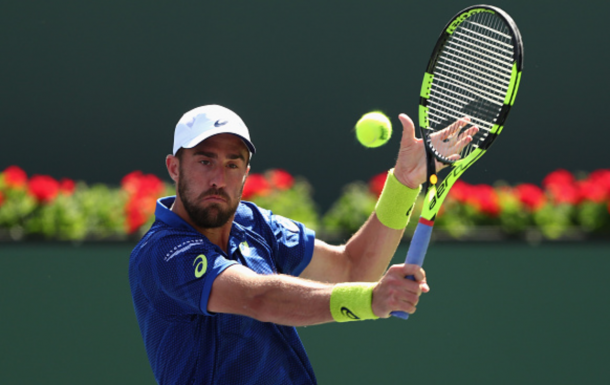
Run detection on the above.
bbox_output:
[515,183,546,211]
[121,171,165,233]
[448,180,472,203]
[589,169,610,188]
[121,171,164,198]
[59,178,76,196]
[242,174,270,200]
[448,181,499,216]
[28,175,60,204]
[140,174,164,197]
[125,194,159,233]
[582,169,610,202]
[3,165,28,189]
[546,183,580,205]
[542,169,575,189]
[468,184,500,217]
[266,169,294,190]
[121,171,144,195]
[542,169,581,205]
[578,178,606,203]
[125,196,156,234]
[369,172,388,197]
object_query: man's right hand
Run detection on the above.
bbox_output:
[371,264,430,318]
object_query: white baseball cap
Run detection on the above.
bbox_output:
[173,105,256,156]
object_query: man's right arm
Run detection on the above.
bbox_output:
[206,263,428,326]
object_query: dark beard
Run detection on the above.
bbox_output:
[178,178,241,229]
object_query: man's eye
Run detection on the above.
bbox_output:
[200,160,211,166]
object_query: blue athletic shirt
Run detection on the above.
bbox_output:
[129,196,317,384]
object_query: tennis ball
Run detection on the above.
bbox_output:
[355,111,392,148]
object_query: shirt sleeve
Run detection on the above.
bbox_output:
[266,213,316,277]
[149,239,237,317]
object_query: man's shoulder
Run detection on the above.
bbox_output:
[130,221,213,265]
[235,201,272,228]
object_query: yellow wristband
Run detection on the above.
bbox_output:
[375,169,421,229]
[330,283,379,322]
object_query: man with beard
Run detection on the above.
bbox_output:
[129,104,458,385]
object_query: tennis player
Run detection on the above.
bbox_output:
[129,105,436,384]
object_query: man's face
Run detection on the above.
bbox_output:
[176,134,250,229]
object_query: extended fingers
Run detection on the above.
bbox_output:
[445,117,469,140]
[437,125,480,163]
[433,117,470,142]
[451,125,479,153]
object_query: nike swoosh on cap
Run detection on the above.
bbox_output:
[214,120,228,127]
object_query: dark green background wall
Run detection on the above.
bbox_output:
[1,0,607,211]
[1,242,609,384]
[2,3,608,382]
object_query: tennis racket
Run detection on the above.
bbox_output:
[391,4,523,319]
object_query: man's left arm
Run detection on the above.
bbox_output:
[300,114,425,284]
[300,206,408,283]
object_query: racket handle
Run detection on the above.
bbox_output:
[390,218,434,320]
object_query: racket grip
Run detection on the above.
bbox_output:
[390,218,434,320]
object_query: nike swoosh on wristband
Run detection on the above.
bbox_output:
[341,307,360,320]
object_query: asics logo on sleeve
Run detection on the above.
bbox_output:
[193,254,208,278]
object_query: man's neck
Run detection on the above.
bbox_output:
[199,223,233,253]
[170,198,233,253]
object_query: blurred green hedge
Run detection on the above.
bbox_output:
[1,165,609,242]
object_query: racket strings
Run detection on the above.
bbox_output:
[427,12,515,160]
[436,55,510,89]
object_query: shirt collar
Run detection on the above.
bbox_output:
[155,196,201,234]
[155,196,247,256]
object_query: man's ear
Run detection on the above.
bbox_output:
[243,165,250,183]
[166,154,180,183]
